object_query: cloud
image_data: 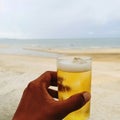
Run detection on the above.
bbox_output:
[0,31,26,38]
[0,0,120,38]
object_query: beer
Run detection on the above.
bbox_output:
[57,56,92,120]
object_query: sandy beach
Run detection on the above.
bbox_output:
[0,49,120,120]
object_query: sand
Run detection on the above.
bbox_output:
[0,49,120,120]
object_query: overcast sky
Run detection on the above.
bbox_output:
[0,0,120,38]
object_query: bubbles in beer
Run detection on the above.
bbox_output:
[57,56,91,72]
[73,57,86,64]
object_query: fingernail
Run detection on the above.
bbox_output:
[83,92,91,102]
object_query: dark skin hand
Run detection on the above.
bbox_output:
[12,71,91,120]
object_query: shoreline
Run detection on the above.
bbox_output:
[2,47,120,62]
[24,47,120,54]
[0,52,120,62]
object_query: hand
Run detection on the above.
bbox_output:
[13,71,91,120]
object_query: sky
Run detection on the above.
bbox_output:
[0,0,120,39]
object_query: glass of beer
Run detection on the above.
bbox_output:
[57,56,92,120]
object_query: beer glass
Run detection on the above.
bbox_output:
[57,56,92,120]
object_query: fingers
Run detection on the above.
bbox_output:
[41,71,57,86]
[48,71,57,86]
[48,88,58,98]
[32,71,57,87]
[55,92,91,118]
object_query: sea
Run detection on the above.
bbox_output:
[0,38,120,57]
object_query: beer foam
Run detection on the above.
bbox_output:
[57,57,91,72]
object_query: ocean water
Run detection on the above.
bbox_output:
[0,38,120,57]
[0,38,120,48]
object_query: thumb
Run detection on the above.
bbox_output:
[56,92,91,118]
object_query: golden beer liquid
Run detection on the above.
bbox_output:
[58,69,91,120]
